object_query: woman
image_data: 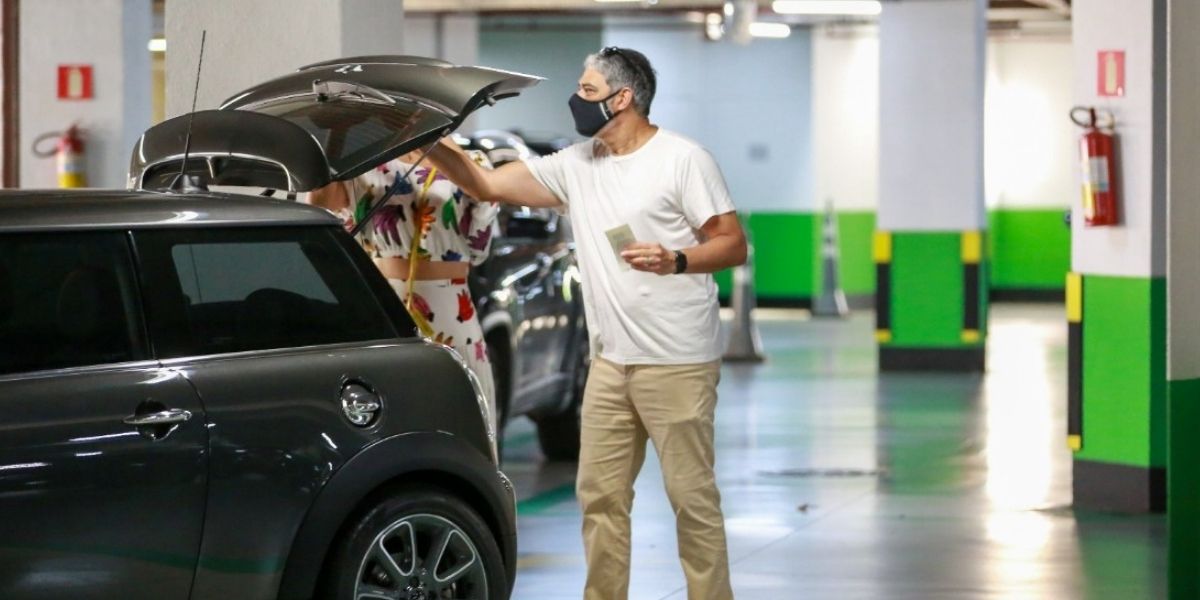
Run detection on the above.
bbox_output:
[307,150,499,429]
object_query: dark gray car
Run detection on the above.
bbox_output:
[0,56,541,600]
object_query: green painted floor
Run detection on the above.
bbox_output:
[501,304,1166,599]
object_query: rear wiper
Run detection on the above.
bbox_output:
[312,79,395,105]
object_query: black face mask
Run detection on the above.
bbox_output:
[568,90,622,137]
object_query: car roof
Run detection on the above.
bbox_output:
[0,189,338,233]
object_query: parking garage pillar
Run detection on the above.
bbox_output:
[1066,0,1170,517]
[875,0,987,372]
[165,0,405,118]
[1164,1,1200,597]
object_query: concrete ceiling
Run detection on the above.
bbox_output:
[405,0,1071,19]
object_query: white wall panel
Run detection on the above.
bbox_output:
[1070,0,1166,277]
[20,0,152,189]
[878,0,987,231]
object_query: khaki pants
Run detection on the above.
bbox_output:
[577,357,733,600]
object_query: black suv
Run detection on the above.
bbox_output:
[0,56,540,600]
[456,132,589,461]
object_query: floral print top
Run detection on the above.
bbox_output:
[329,151,498,266]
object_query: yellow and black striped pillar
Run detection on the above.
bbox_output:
[961,231,982,344]
[874,231,892,344]
[1067,272,1083,452]
[874,230,987,371]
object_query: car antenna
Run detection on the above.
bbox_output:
[169,30,207,193]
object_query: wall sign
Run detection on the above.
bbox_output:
[57,65,93,100]
[1097,50,1125,97]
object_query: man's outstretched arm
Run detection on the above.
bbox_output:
[426,139,562,208]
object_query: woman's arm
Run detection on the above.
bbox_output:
[307,180,350,211]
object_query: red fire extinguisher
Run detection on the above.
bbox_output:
[1070,107,1118,226]
[32,124,86,188]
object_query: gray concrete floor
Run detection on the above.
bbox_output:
[501,304,1166,600]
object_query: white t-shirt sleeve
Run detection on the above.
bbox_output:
[678,147,736,229]
[522,148,571,206]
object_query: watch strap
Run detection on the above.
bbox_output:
[673,250,688,274]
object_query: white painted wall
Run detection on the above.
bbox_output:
[404,13,481,132]
[813,26,878,212]
[603,18,815,213]
[985,36,1074,209]
[20,0,152,189]
[403,13,479,66]
[474,16,604,141]
[165,0,404,118]
[1070,0,1165,277]
[878,0,987,231]
[814,24,1075,217]
[1168,0,1200,380]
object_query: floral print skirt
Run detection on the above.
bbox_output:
[386,277,496,434]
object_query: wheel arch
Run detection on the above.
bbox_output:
[481,315,515,424]
[276,431,517,600]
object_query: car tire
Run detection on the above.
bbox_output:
[534,334,588,462]
[319,485,508,600]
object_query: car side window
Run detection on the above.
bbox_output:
[135,226,398,358]
[0,232,146,375]
[497,206,559,242]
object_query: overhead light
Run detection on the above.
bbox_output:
[705,12,725,41]
[772,0,882,16]
[148,37,166,52]
[749,22,792,38]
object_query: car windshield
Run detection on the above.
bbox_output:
[250,96,451,179]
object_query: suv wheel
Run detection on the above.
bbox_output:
[321,486,506,600]
[534,335,588,462]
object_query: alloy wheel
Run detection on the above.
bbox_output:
[354,513,488,600]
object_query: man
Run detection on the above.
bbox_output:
[427,46,745,600]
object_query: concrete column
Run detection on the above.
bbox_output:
[875,0,987,371]
[165,0,404,118]
[1066,0,1167,514]
[1167,0,1200,595]
[18,0,151,189]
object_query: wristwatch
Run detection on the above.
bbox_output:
[673,250,688,274]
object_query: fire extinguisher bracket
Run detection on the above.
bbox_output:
[31,124,87,188]
[1070,106,1115,131]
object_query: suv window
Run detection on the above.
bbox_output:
[0,232,145,375]
[135,226,398,357]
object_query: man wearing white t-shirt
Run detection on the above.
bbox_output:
[428,46,746,600]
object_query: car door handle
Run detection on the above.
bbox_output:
[123,408,193,427]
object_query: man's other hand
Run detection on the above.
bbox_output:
[622,243,677,276]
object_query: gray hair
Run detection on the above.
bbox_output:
[584,47,657,117]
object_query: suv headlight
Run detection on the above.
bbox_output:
[428,342,498,465]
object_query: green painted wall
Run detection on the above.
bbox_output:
[716,208,1065,301]
[1170,377,1200,600]
[1076,275,1167,468]
[885,232,983,347]
[988,208,1071,290]
[836,211,876,296]
[717,212,817,301]
[749,212,818,299]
